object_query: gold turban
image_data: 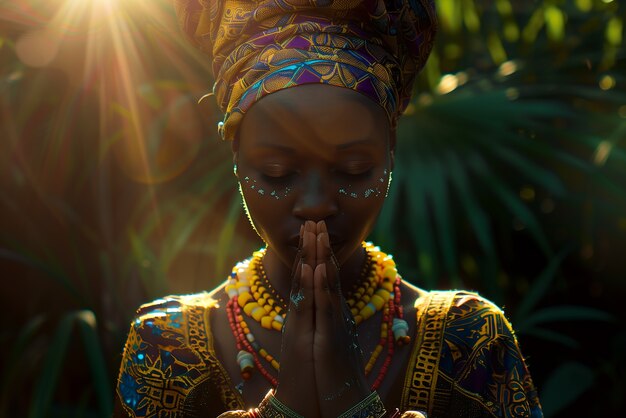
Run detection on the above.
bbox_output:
[174,0,437,140]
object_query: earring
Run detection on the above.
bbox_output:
[385,171,393,198]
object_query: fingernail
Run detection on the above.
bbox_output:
[322,232,330,248]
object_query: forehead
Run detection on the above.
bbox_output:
[238,84,390,152]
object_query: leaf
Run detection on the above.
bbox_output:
[520,327,580,349]
[468,154,552,255]
[214,195,243,277]
[420,158,457,283]
[75,311,113,417]
[517,305,614,331]
[544,6,565,42]
[29,311,112,418]
[0,315,45,407]
[0,248,81,302]
[514,247,571,323]
[488,145,566,197]
[541,362,595,417]
[29,314,74,418]
[403,157,439,287]
[446,152,495,258]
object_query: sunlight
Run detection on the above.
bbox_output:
[10,0,166,218]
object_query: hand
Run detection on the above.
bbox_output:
[312,221,369,416]
[275,221,320,417]
[275,220,370,418]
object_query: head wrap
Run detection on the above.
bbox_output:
[175,0,437,140]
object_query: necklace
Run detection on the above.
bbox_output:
[225,243,410,390]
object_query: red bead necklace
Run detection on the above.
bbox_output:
[225,244,409,390]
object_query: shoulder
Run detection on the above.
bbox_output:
[127,292,220,350]
[410,288,514,343]
[410,289,519,365]
[135,291,220,318]
[427,291,541,417]
[441,291,518,353]
[116,291,224,416]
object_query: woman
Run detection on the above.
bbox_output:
[114,0,542,417]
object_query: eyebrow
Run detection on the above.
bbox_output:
[254,143,296,153]
[335,138,378,150]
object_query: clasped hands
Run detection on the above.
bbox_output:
[275,220,370,418]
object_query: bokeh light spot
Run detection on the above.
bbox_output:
[592,140,613,166]
[437,74,458,95]
[15,29,61,67]
[499,60,518,77]
[520,186,535,202]
[599,75,615,90]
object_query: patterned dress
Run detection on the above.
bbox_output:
[114,289,542,417]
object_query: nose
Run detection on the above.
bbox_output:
[292,169,338,222]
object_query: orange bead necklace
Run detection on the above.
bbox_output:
[225,243,410,390]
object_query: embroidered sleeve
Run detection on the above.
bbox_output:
[440,292,543,418]
[115,297,212,417]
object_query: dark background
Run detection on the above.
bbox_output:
[1,0,625,417]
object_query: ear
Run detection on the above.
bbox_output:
[389,128,396,171]
[232,150,239,178]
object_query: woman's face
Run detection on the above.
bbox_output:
[235,84,394,267]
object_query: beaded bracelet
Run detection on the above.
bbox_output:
[257,390,304,418]
[338,391,386,418]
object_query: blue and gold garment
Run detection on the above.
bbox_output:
[114,290,542,417]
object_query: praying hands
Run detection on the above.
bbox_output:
[275,220,372,418]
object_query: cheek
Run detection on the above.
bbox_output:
[336,168,391,199]
[237,175,294,240]
[240,175,294,200]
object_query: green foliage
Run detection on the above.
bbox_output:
[541,362,595,417]
[28,312,111,418]
[0,0,624,416]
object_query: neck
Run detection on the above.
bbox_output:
[262,244,368,302]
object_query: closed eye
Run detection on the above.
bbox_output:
[335,162,373,178]
[261,171,295,182]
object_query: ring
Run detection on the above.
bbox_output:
[290,290,304,308]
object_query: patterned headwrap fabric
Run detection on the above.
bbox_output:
[174,0,437,140]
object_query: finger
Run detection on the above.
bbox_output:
[316,219,328,234]
[317,231,340,293]
[314,263,343,334]
[294,262,314,313]
[302,220,317,269]
[314,263,332,336]
[292,223,304,268]
[289,224,305,294]
[284,262,315,333]
[290,259,302,297]
[316,230,328,269]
